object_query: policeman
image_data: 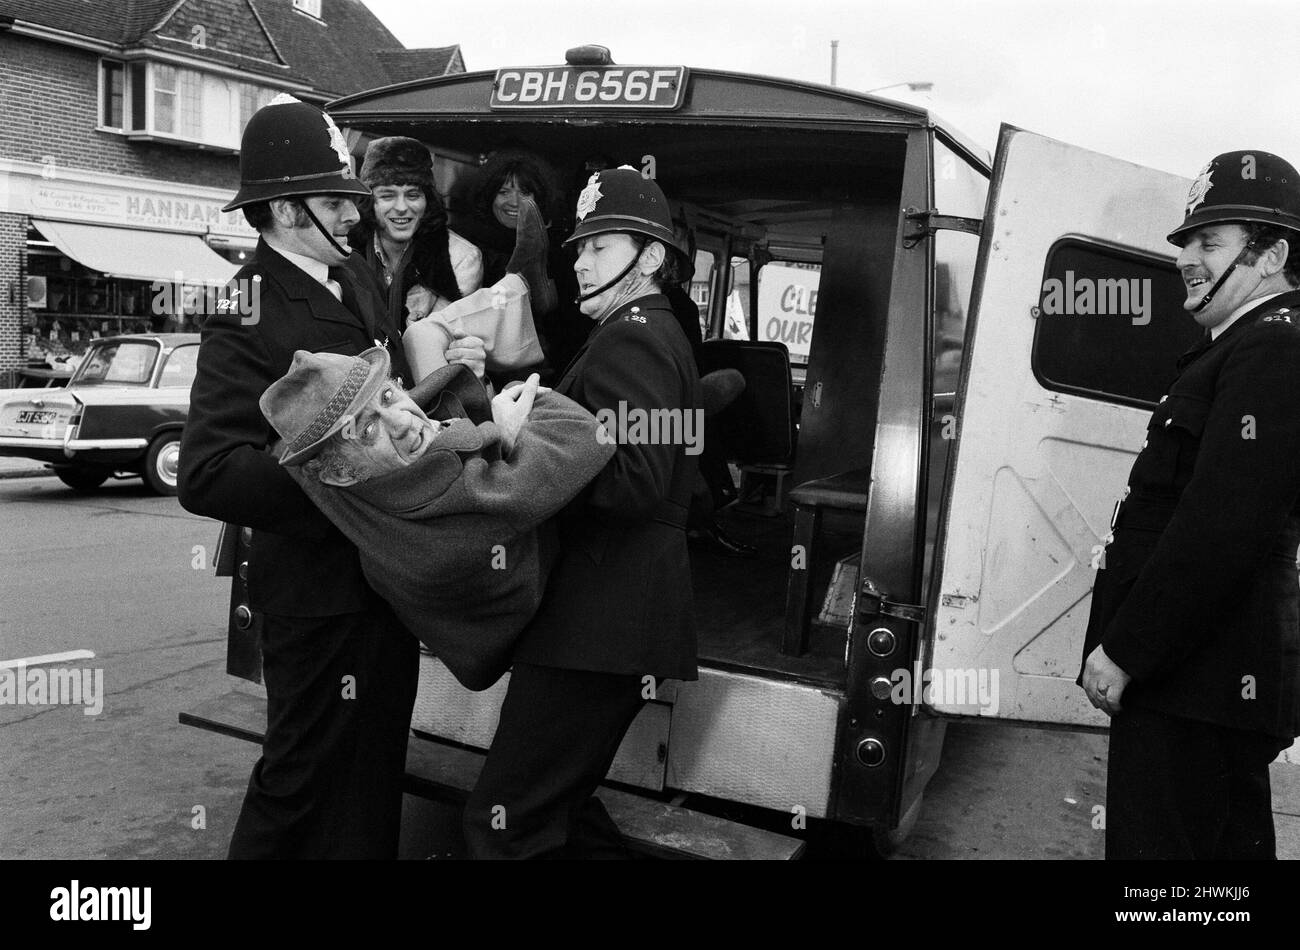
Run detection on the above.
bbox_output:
[178,95,483,858]
[1079,150,1300,859]
[463,167,703,858]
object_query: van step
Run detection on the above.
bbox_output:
[181,689,806,861]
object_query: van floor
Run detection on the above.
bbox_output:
[690,503,860,687]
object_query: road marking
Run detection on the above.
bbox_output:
[0,650,96,669]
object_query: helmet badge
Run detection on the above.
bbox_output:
[1186,162,1215,215]
[322,113,353,176]
[575,173,603,222]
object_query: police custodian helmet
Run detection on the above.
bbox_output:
[222,94,370,212]
[564,166,690,272]
[1167,150,1300,246]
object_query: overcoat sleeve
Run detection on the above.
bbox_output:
[458,391,615,531]
[1103,324,1300,679]
[177,309,334,538]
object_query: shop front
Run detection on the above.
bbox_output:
[0,159,254,383]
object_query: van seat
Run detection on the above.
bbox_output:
[784,467,870,655]
[696,340,797,512]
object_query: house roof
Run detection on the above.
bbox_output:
[0,0,463,98]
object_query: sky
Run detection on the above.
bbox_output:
[361,0,1300,178]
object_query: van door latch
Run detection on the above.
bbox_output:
[857,577,927,623]
[902,208,983,249]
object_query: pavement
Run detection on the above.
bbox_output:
[0,456,54,479]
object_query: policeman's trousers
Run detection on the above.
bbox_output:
[1106,706,1289,860]
[227,604,418,859]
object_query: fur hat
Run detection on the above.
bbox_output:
[361,136,435,190]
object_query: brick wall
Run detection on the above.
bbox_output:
[0,34,240,189]
[0,212,27,373]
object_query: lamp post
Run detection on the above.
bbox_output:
[864,80,934,95]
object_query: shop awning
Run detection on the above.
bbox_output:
[32,219,239,285]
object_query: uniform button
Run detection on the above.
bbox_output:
[1141,439,1148,448]
[1123,486,1131,500]
[1164,418,1173,427]
[1159,395,1168,404]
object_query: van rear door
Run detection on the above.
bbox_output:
[923,125,1198,727]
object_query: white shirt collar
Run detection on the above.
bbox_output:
[264,236,332,287]
[1210,291,1284,340]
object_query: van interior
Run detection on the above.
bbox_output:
[381,120,914,689]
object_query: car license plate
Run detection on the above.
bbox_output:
[15,410,56,425]
[490,66,687,110]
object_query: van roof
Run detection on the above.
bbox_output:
[327,65,990,171]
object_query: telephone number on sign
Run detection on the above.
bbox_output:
[490,67,687,109]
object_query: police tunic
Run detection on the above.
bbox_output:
[1081,289,1300,740]
[510,292,703,679]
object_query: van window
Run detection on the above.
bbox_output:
[757,262,821,364]
[690,249,716,340]
[723,257,750,340]
[1032,239,1196,408]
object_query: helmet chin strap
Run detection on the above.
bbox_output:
[574,237,647,303]
[1191,242,1255,314]
[298,199,352,260]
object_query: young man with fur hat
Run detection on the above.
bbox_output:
[257,348,614,692]
[178,95,486,859]
[352,136,483,323]
[1079,150,1300,859]
[355,136,555,380]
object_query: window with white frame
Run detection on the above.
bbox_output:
[98,58,284,150]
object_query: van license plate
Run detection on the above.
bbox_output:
[491,67,686,110]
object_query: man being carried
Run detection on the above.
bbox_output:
[259,348,615,690]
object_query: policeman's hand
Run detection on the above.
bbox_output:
[1081,645,1132,717]
[491,374,541,457]
[445,332,486,379]
[405,284,438,327]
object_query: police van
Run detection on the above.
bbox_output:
[185,46,1199,856]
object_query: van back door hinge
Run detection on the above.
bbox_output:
[857,577,927,623]
[902,207,983,249]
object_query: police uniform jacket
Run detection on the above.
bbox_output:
[178,238,412,617]
[1081,290,1300,740]
[511,292,703,679]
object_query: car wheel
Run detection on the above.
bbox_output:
[54,466,110,492]
[143,432,181,496]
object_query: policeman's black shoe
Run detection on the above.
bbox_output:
[688,522,758,558]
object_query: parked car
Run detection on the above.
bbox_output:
[0,333,199,494]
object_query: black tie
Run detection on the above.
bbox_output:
[327,265,359,316]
